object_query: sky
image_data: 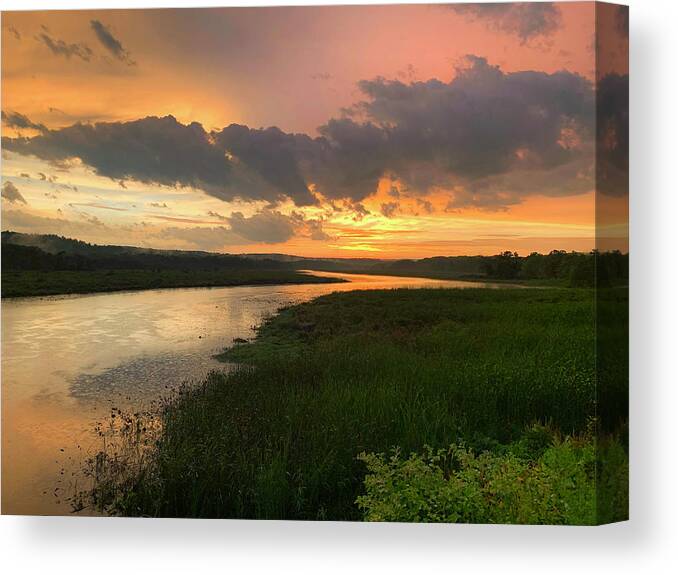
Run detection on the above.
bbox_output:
[1,3,628,258]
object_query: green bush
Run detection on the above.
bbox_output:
[357,427,626,525]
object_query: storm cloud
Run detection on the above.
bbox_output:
[1,110,48,133]
[2,57,603,210]
[90,20,135,65]
[4,116,237,196]
[449,3,562,42]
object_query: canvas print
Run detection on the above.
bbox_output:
[0,2,628,524]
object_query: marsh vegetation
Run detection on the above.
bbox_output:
[83,287,628,524]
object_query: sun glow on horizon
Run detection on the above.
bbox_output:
[1,4,626,258]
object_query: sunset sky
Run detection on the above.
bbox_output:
[1,3,628,258]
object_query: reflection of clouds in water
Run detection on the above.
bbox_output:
[69,352,229,405]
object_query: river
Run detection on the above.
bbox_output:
[1,271,509,515]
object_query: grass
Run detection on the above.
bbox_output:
[83,287,628,523]
[0,268,343,298]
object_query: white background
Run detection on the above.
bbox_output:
[1,0,676,573]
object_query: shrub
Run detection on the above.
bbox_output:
[356,427,626,525]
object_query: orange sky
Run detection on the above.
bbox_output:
[1,3,628,258]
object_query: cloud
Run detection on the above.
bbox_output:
[158,226,243,251]
[1,111,47,133]
[328,55,594,206]
[304,218,331,241]
[207,210,228,221]
[214,124,317,205]
[151,215,223,225]
[3,115,237,198]
[35,31,92,61]
[160,210,323,249]
[226,210,296,244]
[90,20,135,65]
[2,181,27,204]
[380,202,399,218]
[449,3,562,42]
[415,198,434,214]
[8,25,21,40]
[2,57,598,210]
[68,202,128,212]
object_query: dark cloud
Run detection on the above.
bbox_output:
[449,3,562,43]
[90,20,135,66]
[35,31,92,61]
[327,55,595,207]
[226,210,296,244]
[345,201,371,221]
[214,124,317,205]
[415,198,434,214]
[2,181,27,204]
[3,115,236,197]
[2,57,599,210]
[1,111,47,133]
[380,202,399,218]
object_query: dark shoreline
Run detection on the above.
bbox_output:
[0,269,346,299]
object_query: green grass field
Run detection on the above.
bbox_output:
[85,287,628,523]
[0,269,342,298]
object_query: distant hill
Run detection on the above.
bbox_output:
[0,231,490,278]
[1,231,284,272]
[1,231,216,258]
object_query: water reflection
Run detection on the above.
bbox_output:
[1,271,508,515]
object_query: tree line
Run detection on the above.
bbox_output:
[481,250,628,287]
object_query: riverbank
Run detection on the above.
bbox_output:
[0,269,345,298]
[85,287,628,523]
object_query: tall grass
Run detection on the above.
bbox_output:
[85,287,628,522]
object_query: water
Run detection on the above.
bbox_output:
[1,271,507,515]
